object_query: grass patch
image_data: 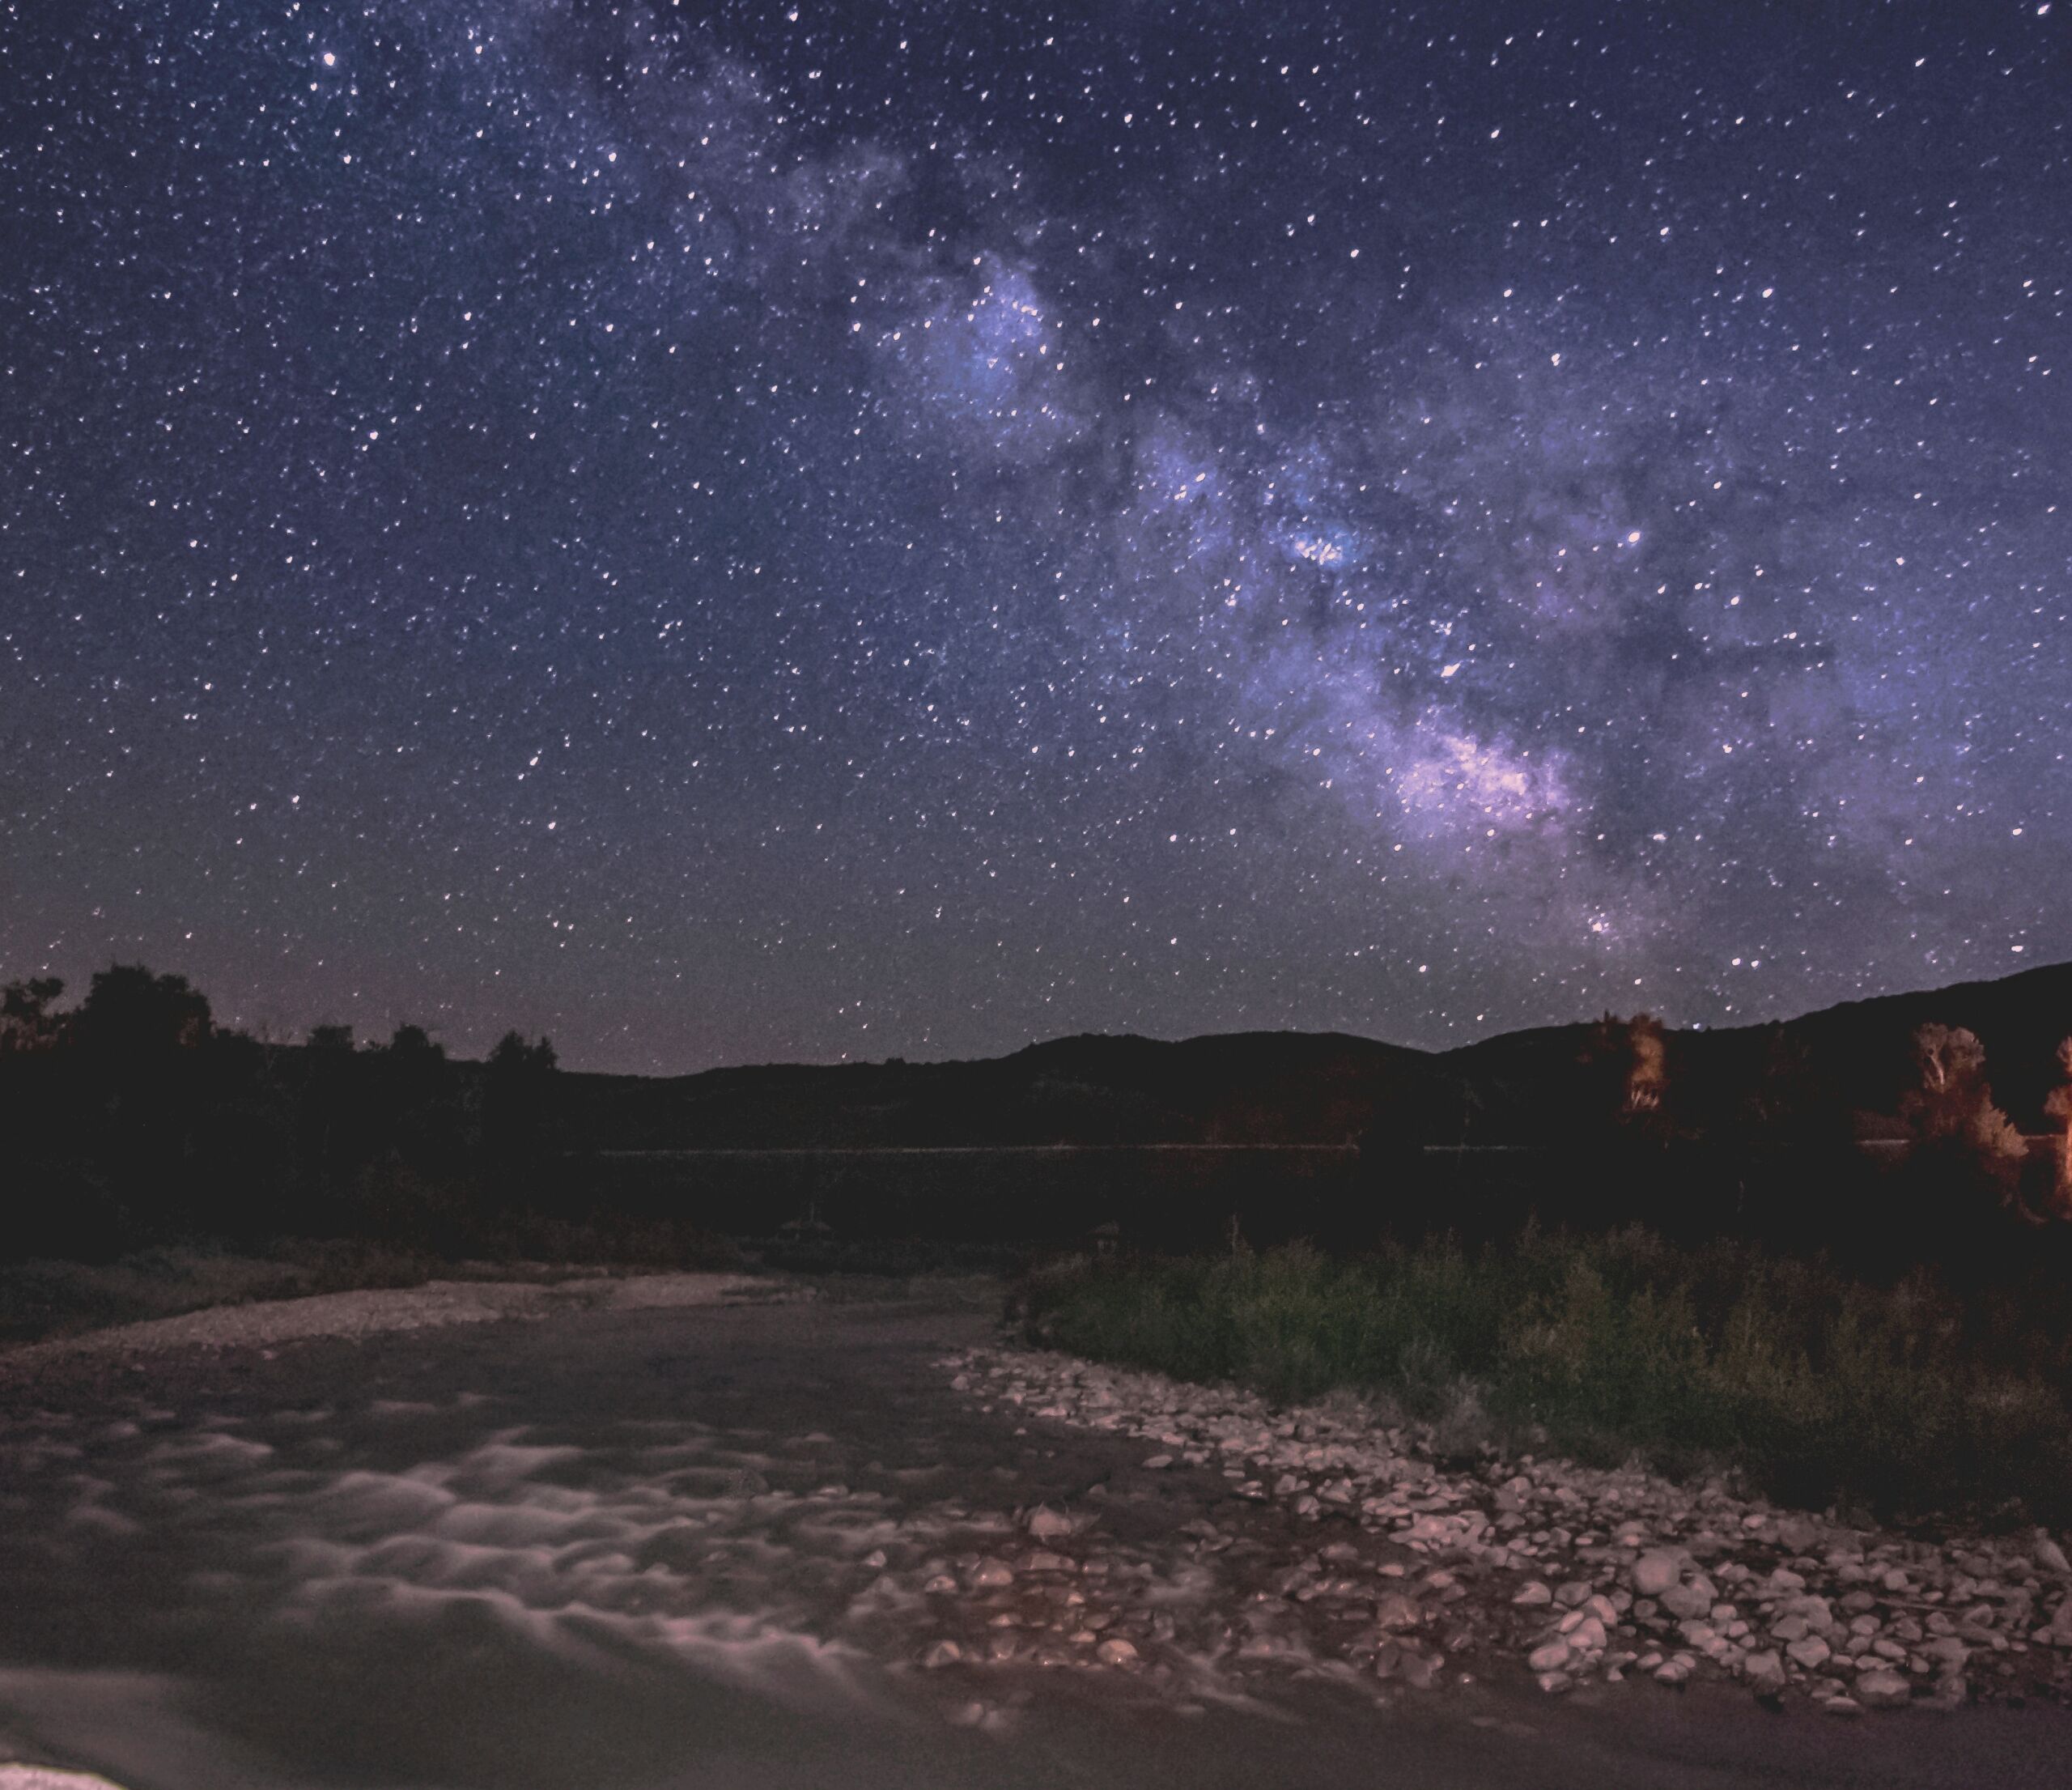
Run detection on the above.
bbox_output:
[1018,1229,2072,1527]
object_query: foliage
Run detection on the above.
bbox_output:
[1021,1228,2072,1525]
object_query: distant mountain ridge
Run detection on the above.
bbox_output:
[560,960,2072,1151]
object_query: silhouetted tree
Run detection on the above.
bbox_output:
[77,964,211,1061]
[68,966,214,1211]
[372,1023,461,1171]
[481,1031,560,1201]
[0,976,66,1052]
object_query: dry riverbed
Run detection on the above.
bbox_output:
[0,1269,782,1375]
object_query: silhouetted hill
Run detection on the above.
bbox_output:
[558,960,2072,1152]
[562,1031,1432,1150]
[7,956,2068,1265]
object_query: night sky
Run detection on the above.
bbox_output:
[2,2,2067,1074]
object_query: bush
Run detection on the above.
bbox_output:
[1019,1227,2072,1525]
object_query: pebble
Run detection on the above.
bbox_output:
[1025,1505,1074,1541]
[1855,1669,1913,1708]
[1374,1590,1423,1630]
[944,1342,2072,1715]
[1743,1649,1787,1695]
[1632,1551,1682,1597]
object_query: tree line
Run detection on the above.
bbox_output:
[0,964,564,1261]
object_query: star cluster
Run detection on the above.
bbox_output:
[2,1,2066,1070]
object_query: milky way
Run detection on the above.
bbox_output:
[2,2,2067,1072]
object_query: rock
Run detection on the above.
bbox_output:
[1660,1582,1713,1621]
[1772,1615,1810,1643]
[2036,1533,2071,1576]
[1142,1454,1174,1470]
[2043,1597,2072,1648]
[1528,1639,1573,1673]
[1374,1590,1423,1630]
[1776,1516,1819,1554]
[1922,1636,1970,1672]
[1399,1650,1441,1691]
[1565,1615,1608,1654]
[1512,1580,1554,1606]
[1536,1670,1573,1694]
[968,1557,1016,1588]
[1653,1659,1691,1686]
[921,1639,965,1668]
[1632,1551,1683,1597]
[1854,1668,1912,1708]
[1743,1649,1787,1695]
[1928,1674,1969,1709]
[1024,1505,1073,1541]
[1095,1637,1140,1665]
[1786,1635,1833,1670]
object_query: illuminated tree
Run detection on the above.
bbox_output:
[1623,1013,1667,1116]
[1900,1023,2028,1212]
[2044,1039,2072,1220]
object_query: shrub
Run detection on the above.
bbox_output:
[1020,1227,2072,1525]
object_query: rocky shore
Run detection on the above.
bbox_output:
[938,1343,2072,1716]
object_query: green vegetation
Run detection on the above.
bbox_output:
[1018,1229,2072,1526]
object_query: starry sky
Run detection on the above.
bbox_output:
[2,2,2068,1074]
